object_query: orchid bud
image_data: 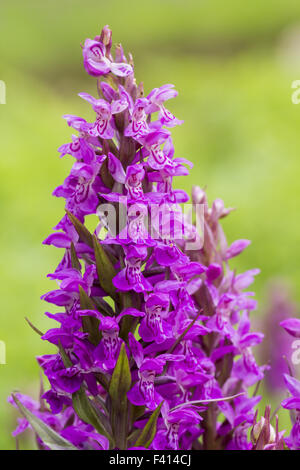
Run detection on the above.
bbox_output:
[252,416,276,443]
[100,24,112,53]
[192,185,207,205]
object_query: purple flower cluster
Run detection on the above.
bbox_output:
[11,25,296,451]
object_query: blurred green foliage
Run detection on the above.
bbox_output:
[1,0,300,449]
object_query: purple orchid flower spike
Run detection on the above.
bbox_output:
[11,24,290,452]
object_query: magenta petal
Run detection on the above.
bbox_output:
[55,368,83,394]
[127,384,145,407]
[43,232,72,248]
[280,318,300,338]
[110,62,133,77]
[283,374,300,398]
[108,152,126,184]
[281,397,300,410]
[41,290,75,306]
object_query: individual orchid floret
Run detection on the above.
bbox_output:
[139,293,173,344]
[231,311,264,382]
[79,92,128,139]
[41,265,96,309]
[125,164,145,200]
[52,157,105,215]
[146,85,183,128]
[124,98,150,138]
[139,129,172,170]
[153,401,202,450]
[112,245,153,293]
[58,135,96,163]
[82,36,133,77]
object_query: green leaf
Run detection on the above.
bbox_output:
[79,285,101,346]
[79,284,95,310]
[130,404,145,425]
[70,242,81,271]
[56,344,113,446]
[109,342,131,402]
[119,135,136,164]
[25,317,44,336]
[58,341,72,368]
[119,314,139,341]
[127,428,141,447]
[122,292,132,309]
[95,372,109,391]
[92,297,114,317]
[12,395,77,450]
[72,387,113,446]
[134,401,163,448]
[108,343,132,449]
[93,235,117,300]
[118,293,134,341]
[66,210,93,248]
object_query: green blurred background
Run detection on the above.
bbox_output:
[1,0,300,449]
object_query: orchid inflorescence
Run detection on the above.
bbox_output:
[9,25,300,451]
